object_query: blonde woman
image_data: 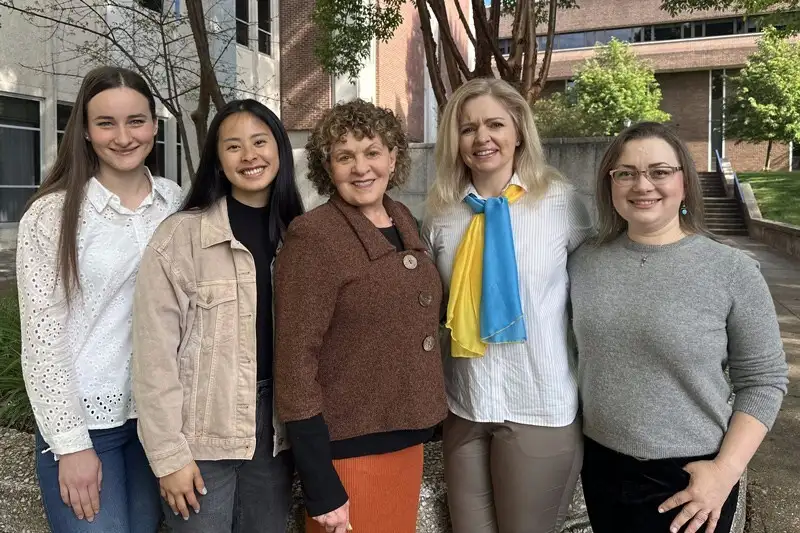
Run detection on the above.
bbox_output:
[422,78,593,533]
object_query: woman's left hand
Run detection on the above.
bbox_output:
[658,459,742,533]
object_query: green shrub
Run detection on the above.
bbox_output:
[0,287,34,432]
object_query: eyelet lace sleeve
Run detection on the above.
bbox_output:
[16,194,93,456]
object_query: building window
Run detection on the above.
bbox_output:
[499,38,512,55]
[145,119,166,177]
[529,14,771,52]
[135,0,162,12]
[56,103,73,149]
[705,18,736,37]
[654,24,682,41]
[236,0,249,46]
[258,0,272,55]
[792,142,799,171]
[0,95,41,223]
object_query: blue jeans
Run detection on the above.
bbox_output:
[35,419,161,533]
[162,379,295,533]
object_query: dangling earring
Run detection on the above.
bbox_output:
[680,202,688,216]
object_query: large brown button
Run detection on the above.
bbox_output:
[423,335,435,352]
[419,292,433,307]
[403,254,418,270]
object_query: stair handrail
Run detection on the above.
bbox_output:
[715,149,738,199]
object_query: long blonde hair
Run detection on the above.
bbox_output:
[426,78,560,216]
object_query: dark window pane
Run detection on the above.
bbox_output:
[0,128,40,185]
[654,24,682,41]
[0,96,39,128]
[157,119,165,142]
[682,22,692,38]
[258,0,271,32]
[792,142,799,171]
[632,27,648,42]
[0,187,37,223]
[135,0,162,12]
[237,20,248,46]
[605,28,634,43]
[236,0,249,21]
[258,31,271,55]
[145,142,165,177]
[57,133,64,149]
[57,103,73,132]
[694,22,704,38]
[705,19,735,37]
[556,33,585,49]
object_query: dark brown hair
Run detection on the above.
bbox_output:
[24,66,157,299]
[305,99,410,196]
[595,121,708,243]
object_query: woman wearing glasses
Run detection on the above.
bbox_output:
[568,122,788,533]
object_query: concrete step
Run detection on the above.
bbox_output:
[710,228,750,236]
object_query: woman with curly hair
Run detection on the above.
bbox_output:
[274,99,448,533]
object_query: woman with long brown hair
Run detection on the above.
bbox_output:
[16,65,182,532]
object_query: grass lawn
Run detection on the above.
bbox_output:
[0,285,32,431]
[737,172,800,227]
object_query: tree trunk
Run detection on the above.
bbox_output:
[186,0,225,112]
[764,139,773,171]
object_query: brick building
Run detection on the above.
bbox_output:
[506,0,799,172]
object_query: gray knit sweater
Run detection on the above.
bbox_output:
[568,233,788,459]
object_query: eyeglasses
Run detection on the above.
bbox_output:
[609,166,683,186]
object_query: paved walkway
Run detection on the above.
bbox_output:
[721,237,800,533]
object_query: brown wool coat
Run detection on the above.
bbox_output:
[274,193,448,441]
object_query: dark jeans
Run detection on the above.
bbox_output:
[582,437,740,533]
[162,379,295,533]
[35,419,161,533]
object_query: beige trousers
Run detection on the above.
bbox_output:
[443,412,583,533]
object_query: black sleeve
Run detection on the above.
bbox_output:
[285,414,349,517]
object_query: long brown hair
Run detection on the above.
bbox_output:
[595,121,707,244]
[23,66,157,300]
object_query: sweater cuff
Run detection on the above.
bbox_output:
[732,387,786,431]
[286,415,348,517]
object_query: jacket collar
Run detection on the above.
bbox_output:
[200,197,234,248]
[329,193,427,261]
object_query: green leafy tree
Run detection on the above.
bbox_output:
[313,0,578,108]
[725,27,800,169]
[568,39,670,136]
[531,92,586,138]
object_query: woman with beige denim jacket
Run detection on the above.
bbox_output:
[131,99,304,533]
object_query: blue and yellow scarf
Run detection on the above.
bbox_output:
[446,184,527,358]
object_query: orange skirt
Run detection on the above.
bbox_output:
[305,444,424,533]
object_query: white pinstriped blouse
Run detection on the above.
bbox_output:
[422,175,594,427]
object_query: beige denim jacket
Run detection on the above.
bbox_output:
[132,197,288,478]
